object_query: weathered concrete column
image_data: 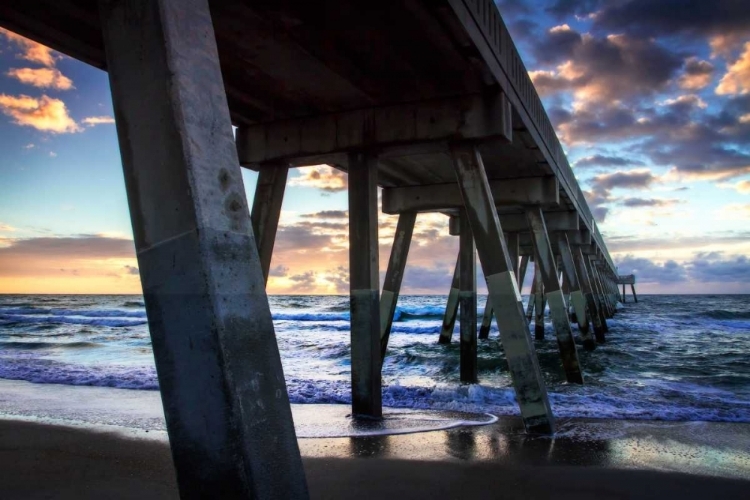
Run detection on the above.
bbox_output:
[526,208,583,384]
[99,0,308,497]
[631,283,639,303]
[380,212,416,361]
[348,151,382,418]
[596,264,615,317]
[518,254,530,289]
[451,143,554,434]
[459,212,478,383]
[557,233,595,351]
[250,164,288,284]
[478,296,493,339]
[438,255,460,344]
[479,232,517,340]
[533,263,546,339]
[622,283,627,302]
[587,256,612,322]
[574,246,607,343]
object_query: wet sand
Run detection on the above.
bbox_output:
[1,379,749,498]
[2,416,750,499]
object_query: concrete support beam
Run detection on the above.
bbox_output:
[533,263,546,339]
[518,254,530,290]
[380,212,416,361]
[631,284,639,303]
[250,164,288,284]
[557,233,595,351]
[479,232,518,340]
[348,151,382,418]
[438,255,460,345]
[382,177,559,214]
[451,143,554,434]
[574,246,606,343]
[236,92,512,167]
[459,213,477,383]
[526,207,583,384]
[586,256,612,325]
[99,0,308,497]
[622,283,627,303]
[496,212,579,232]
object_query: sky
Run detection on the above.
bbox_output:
[0,1,749,295]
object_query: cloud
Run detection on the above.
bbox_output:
[574,154,644,168]
[0,235,135,259]
[718,179,750,194]
[614,255,688,283]
[689,254,750,282]
[528,28,682,105]
[300,210,348,219]
[268,264,289,277]
[0,28,60,67]
[0,94,81,133]
[123,265,139,275]
[81,116,116,126]
[678,57,714,90]
[0,223,16,232]
[590,169,658,191]
[716,42,750,95]
[619,197,680,208]
[607,231,750,252]
[288,165,347,193]
[592,1,750,46]
[6,67,73,90]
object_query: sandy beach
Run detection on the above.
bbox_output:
[1,380,749,499]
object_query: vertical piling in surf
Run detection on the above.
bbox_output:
[526,207,583,384]
[622,283,627,302]
[250,164,288,284]
[459,211,478,383]
[347,151,382,418]
[439,255,461,344]
[99,0,309,497]
[558,233,595,351]
[451,143,554,434]
[575,246,607,343]
[479,232,517,340]
[631,283,638,303]
[533,262,545,339]
[380,212,417,361]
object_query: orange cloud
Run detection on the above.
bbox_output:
[6,67,73,90]
[716,42,750,95]
[289,165,347,192]
[0,27,59,67]
[0,235,140,294]
[0,94,81,133]
[678,57,714,90]
[81,116,115,126]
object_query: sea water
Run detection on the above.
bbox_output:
[1,294,749,422]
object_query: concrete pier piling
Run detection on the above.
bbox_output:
[576,247,607,343]
[99,0,309,497]
[526,208,584,384]
[533,264,546,340]
[348,152,382,418]
[451,143,554,434]
[380,212,417,361]
[557,234,595,351]
[439,255,461,345]
[459,213,478,383]
[250,164,288,284]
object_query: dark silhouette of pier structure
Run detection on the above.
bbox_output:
[2,0,637,497]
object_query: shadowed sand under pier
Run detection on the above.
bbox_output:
[1,380,749,499]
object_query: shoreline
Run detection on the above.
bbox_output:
[1,416,749,499]
[1,379,750,498]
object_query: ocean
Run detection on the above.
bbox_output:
[1,294,749,423]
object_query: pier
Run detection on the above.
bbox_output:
[1,0,633,497]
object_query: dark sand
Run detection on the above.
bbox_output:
[2,417,750,499]
[1,380,749,499]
